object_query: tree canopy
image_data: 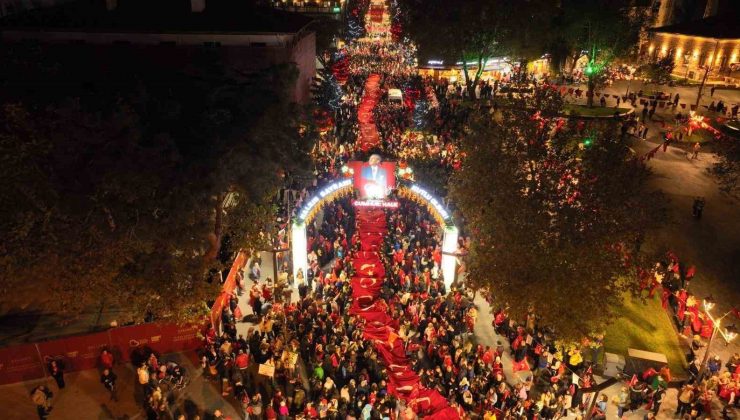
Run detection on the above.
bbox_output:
[710,128,740,198]
[0,43,314,323]
[400,0,647,92]
[450,89,664,340]
[638,55,676,84]
[399,0,512,87]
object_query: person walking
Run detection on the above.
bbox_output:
[675,383,694,417]
[710,86,716,97]
[48,359,65,389]
[99,349,114,371]
[651,385,665,415]
[642,126,649,140]
[691,142,701,159]
[31,385,53,419]
[101,368,118,401]
[692,197,705,219]
[673,93,680,107]
[616,387,629,418]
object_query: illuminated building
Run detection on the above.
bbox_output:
[644,12,740,82]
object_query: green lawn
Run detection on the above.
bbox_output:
[564,104,631,117]
[603,294,688,376]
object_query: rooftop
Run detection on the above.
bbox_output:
[649,14,740,40]
[0,0,314,34]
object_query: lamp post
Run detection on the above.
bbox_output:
[698,297,739,379]
[695,40,720,108]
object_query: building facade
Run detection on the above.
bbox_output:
[645,15,740,83]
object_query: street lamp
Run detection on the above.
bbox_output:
[695,40,720,108]
[698,296,739,378]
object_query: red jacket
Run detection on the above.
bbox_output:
[236,353,249,369]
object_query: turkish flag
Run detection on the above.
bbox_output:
[358,222,387,233]
[388,367,420,389]
[354,251,382,261]
[512,358,530,372]
[363,325,394,342]
[375,340,408,366]
[350,277,383,294]
[353,261,386,277]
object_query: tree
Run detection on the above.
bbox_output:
[497,0,558,81]
[400,0,509,95]
[552,0,649,106]
[0,43,313,324]
[450,88,664,340]
[638,55,675,84]
[709,129,740,197]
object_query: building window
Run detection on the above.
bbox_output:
[719,56,728,71]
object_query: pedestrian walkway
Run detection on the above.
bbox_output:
[0,352,242,420]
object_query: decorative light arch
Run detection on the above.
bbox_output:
[398,184,459,290]
[291,179,354,281]
[291,180,460,291]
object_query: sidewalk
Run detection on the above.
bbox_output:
[565,79,740,112]
[0,352,242,420]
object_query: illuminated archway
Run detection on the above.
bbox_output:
[291,179,354,282]
[291,180,460,291]
[398,184,459,289]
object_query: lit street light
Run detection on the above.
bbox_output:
[698,297,739,378]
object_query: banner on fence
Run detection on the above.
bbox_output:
[36,331,109,372]
[0,322,204,385]
[0,344,45,385]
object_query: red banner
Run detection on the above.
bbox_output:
[157,324,202,354]
[36,331,110,372]
[0,343,44,385]
[108,323,164,363]
[0,321,204,385]
[210,250,248,331]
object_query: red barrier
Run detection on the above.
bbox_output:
[158,324,201,354]
[0,343,45,384]
[36,331,109,372]
[0,322,204,385]
[210,251,248,332]
[108,323,164,363]
[0,252,247,385]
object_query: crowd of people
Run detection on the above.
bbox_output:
[27,0,740,419]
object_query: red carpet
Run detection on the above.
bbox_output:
[357,73,382,152]
[350,208,459,419]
